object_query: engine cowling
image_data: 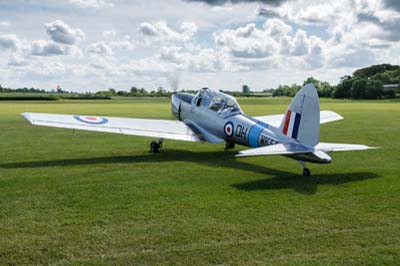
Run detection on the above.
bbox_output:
[171,93,194,121]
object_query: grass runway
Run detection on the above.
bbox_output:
[0,98,399,265]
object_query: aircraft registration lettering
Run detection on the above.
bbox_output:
[260,134,278,146]
[235,124,248,140]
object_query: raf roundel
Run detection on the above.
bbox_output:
[74,115,109,125]
[224,121,234,138]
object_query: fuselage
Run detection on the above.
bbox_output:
[171,89,331,164]
[171,90,286,148]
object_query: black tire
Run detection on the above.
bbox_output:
[225,142,235,149]
[150,141,159,153]
[302,168,311,176]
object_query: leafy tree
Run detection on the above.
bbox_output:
[319,81,334,97]
[108,88,117,96]
[365,79,383,99]
[384,89,396,99]
[372,73,391,84]
[303,77,321,88]
[353,64,400,79]
[242,85,251,93]
[333,78,352,98]
[351,79,367,99]
[130,87,139,94]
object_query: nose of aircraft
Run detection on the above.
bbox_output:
[171,94,181,120]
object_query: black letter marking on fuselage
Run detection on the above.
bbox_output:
[235,124,248,140]
[260,134,278,146]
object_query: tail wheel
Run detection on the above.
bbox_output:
[150,141,160,153]
[302,168,311,176]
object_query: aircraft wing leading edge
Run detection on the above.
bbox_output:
[21,112,202,142]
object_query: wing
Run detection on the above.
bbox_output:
[22,112,202,142]
[254,110,343,128]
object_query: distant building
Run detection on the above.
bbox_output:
[383,84,398,89]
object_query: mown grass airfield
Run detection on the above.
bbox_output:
[0,97,399,265]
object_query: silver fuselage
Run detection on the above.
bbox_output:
[172,93,284,148]
[171,92,330,164]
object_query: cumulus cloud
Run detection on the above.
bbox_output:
[125,44,225,75]
[31,40,66,56]
[184,0,290,6]
[291,30,308,56]
[102,29,135,50]
[293,4,337,26]
[138,21,198,44]
[8,53,29,66]
[30,40,83,57]
[383,0,400,12]
[257,8,281,19]
[264,18,292,36]
[214,23,279,58]
[68,0,114,8]
[0,34,19,50]
[329,49,377,68]
[0,21,11,27]
[356,11,400,42]
[87,41,114,56]
[45,20,85,45]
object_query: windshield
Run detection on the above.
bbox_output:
[194,88,242,114]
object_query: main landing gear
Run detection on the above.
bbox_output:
[225,141,235,150]
[150,139,163,153]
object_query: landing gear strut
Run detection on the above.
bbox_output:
[298,160,311,176]
[302,168,311,176]
[225,141,235,150]
[150,139,163,153]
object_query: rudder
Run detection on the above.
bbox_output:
[279,83,320,146]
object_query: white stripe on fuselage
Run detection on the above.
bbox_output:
[287,111,296,138]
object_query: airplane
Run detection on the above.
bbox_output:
[21,83,376,176]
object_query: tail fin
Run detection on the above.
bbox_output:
[279,83,320,146]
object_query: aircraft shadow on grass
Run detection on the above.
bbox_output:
[0,149,379,195]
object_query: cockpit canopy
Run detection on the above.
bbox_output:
[192,88,242,115]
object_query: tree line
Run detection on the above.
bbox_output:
[1,64,399,99]
[270,64,399,99]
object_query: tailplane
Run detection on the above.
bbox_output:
[279,83,320,146]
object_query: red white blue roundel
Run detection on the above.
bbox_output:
[74,115,108,125]
[224,121,234,137]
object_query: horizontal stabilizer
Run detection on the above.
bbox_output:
[315,142,379,152]
[236,143,312,157]
[237,142,378,158]
[254,110,343,128]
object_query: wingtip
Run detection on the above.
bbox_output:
[367,146,381,150]
[21,112,33,124]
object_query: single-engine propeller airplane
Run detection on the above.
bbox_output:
[22,84,376,176]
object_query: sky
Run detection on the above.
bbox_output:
[0,0,400,92]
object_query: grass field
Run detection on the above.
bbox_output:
[0,98,399,265]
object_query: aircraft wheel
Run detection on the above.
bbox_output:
[150,141,160,153]
[225,142,235,149]
[302,168,311,177]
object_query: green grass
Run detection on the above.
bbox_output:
[0,98,399,265]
